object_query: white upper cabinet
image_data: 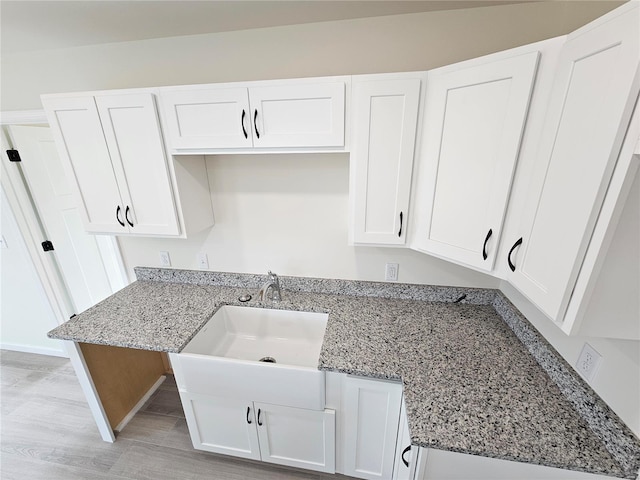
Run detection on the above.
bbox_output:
[43,91,214,237]
[505,4,639,322]
[95,94,179,236]
[160,79,346,152]
[350,75,421,245]
[160,87,252,150]
[249,82,345,148]
[42,96,125,234]
[411,51,539,271]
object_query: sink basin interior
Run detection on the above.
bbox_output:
[182,305,328,368]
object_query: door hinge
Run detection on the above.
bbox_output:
[6,149,21,162]
[41,240,54,252]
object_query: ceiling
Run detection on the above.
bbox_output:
[1,0,535,54]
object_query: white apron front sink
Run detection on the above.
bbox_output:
[171,306,329,410]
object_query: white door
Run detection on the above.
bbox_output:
[181,393,261,461]
[41,96,125,234]
[351,76,421,245]
[96,93,179,236]
[160,87,253,150]
[393,402,413,480]
[255,403,336,474]
[342,376,403,480]
[249,82,345,148]
[507,4,640,322]
[412,52,539,271]
[7,126,121,314]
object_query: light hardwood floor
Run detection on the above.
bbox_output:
[0,350,352,480]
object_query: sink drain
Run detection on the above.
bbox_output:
[259,356,276,363]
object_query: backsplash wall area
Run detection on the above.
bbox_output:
[118,154,498,286]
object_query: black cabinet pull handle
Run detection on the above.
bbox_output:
[125,206,134,227]
[116,206,125,227]
[254,110,260,139]
[241,109,248,139]
[398,211,403,237]
[257,408,262,426]
[508,237,523,272]
[246,406,252,424]
[401,445,411,467]
[482,228,493,260]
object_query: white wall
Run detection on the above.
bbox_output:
[1,1,622,111]
[0,187,66,356]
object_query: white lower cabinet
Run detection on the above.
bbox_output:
[413,448,621,480]
[341,376,403,480]
[392,402,414,480]
[180,392,336,473]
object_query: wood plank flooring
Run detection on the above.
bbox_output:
[0,350,351,480]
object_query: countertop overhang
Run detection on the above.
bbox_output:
[48,267,640,479]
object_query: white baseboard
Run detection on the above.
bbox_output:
[114,375,167,433]
[1,342,69,358]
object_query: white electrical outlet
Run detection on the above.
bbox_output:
[385,263,399,282]
[576,343,602,383]
[197,252,209,270]
[159,251,171,267]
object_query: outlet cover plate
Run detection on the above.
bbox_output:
[197,252,209,270]
[385,263,399,282]
[159,251,171,268]
[576,343,602,383]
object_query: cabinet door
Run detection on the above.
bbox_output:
[180,393,261,461]
[506,5,639,322]
[249,82,345,148]
[96,93,180,236]
[351,77,421,245]
[42,96,126,234]
[160,87,253,150]
[255,403,335,473]
[412,52,539,271]
[342,376,403,480]
[393,401,414,480]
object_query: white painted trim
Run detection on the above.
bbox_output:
[65,341,115,442]
[0,110,47,125]
[114,375,166,432]
[1,343,68,358]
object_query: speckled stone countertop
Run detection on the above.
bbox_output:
[49,268,640,479]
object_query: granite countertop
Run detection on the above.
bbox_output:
[49,268,640,479]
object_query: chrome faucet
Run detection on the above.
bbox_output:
[259,270,282,302]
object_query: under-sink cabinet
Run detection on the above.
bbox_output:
[349,74,421,246]
[503,4,639,324]
[41,91,213,237]
[179,392,336,473]
[160,79,346,152]
[410,50,539,271]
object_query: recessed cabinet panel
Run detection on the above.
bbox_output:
[42,96,125,234]
[412,52,539,271]
[343,376,403,480]
[507,5,639,322]
[96,94,179,236]
[351,77,421,245]
[256,403,336,473]
[250,82,345,148]
[182,393,261,460]
[161,88,252,149]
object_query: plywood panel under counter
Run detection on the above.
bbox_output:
[79,343,167,429]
